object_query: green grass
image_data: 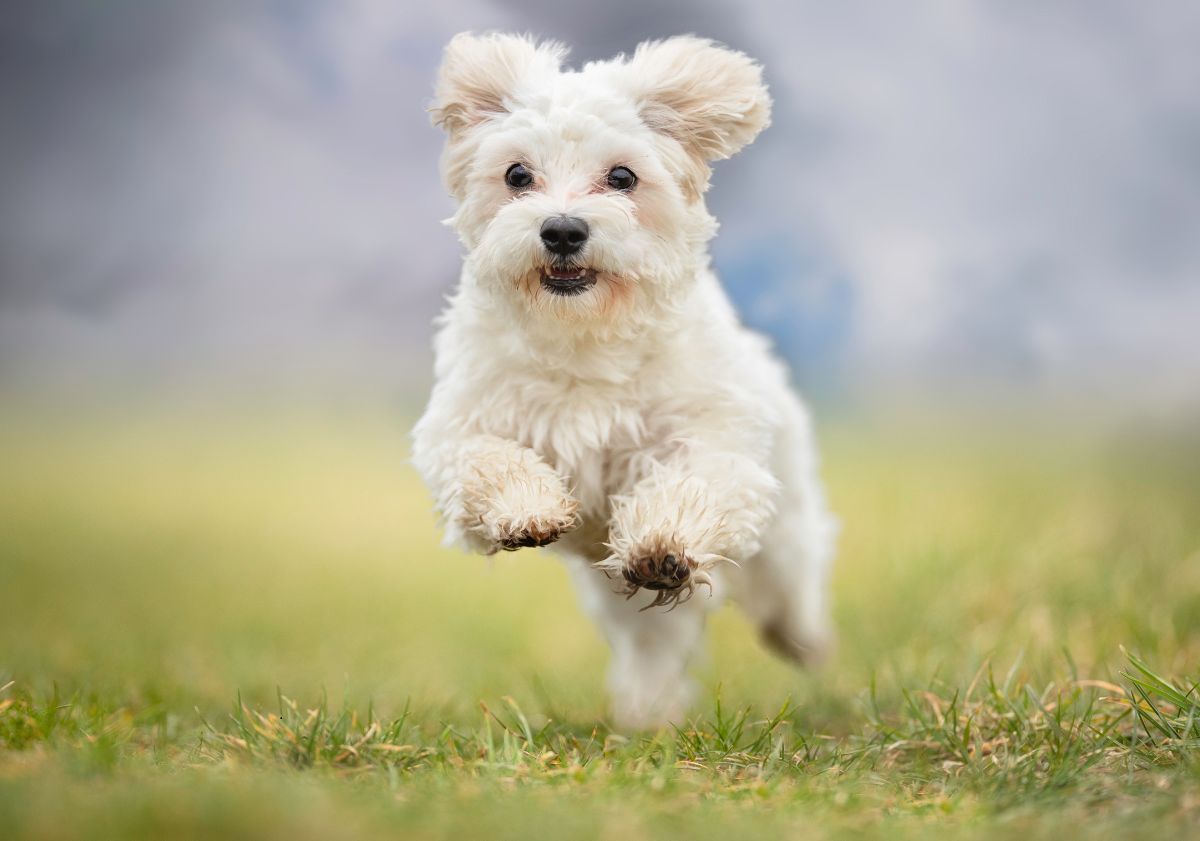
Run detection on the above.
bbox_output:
[1,400,1198,839]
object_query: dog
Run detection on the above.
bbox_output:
[413,33,837,729]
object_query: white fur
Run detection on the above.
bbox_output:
[413,33,837,729]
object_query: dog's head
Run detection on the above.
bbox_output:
[430,33,770,328]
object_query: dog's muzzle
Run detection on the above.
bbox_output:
[538,216,595,295]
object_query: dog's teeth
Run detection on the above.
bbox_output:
[546,268,586,280]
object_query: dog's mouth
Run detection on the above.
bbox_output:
[540,266,595,296]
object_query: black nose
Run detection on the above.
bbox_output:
[540,216,589,257]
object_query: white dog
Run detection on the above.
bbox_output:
[413,33,837,729]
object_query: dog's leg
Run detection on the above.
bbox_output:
[728,398,837,665]
[414,433,578,555]
[751,555,833,665]
[733,510,835,666]
[567,560,713,730]
[603,447,779,606]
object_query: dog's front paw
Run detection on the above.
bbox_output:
[471,492,579,555]
[453,444,580,555]
[615,543,712,609]
[493,507,578,552]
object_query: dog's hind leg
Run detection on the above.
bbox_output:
[565,559,717,730]
[738,513,835,666]
[731,400,837,666]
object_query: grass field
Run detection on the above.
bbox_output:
[1,399,1198,839]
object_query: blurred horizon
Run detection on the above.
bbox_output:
[1,1,1198,419]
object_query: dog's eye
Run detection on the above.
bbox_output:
[606,166,637,191]
[505,163,534,190]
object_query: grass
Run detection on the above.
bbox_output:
[1,399,1198,838]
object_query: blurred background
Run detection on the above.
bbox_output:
[2,0,1198,414]
[4,8,1200,838]
[2,0,1199,737]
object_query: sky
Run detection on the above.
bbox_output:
[1,0,1197,411]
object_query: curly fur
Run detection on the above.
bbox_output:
[413,33,837,729]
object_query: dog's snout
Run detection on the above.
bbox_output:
[540,216,589,257]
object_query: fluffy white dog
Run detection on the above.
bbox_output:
[413,33,837,729]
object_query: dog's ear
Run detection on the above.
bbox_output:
[621,36,771,163]
[430,33,566,137]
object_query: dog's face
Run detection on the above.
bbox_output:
[430,34,771,327]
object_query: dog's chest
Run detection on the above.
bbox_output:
[487,377,643,516]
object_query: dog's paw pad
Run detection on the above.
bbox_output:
[497,522,564,551]
[491,509,577,553]
[620,549,709,608]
